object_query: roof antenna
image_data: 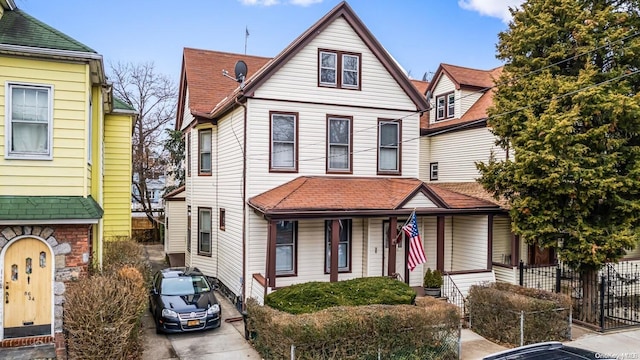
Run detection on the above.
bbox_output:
[222,60,248,90]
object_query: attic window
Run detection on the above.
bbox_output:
[435,92,455,121]
[318,49,361,90]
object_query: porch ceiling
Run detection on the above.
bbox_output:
[248,176,502,218]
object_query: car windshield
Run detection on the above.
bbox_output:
[160,275,210,296]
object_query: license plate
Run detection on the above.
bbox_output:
[187,320,200,326]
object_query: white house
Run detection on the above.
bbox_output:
[171,1,506,306]
[163,186,186,265]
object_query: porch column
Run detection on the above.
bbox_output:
[511,234,520,266]
[387,217,397,276]
[330,219,339,282]
[436,216,445,272]
[487,214,493,269]
[267,220,277,288]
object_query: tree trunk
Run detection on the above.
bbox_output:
[579,269,599,324]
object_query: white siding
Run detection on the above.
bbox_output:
[492,216,512,264]
[254,18,416,111]
[422,217,438,273]
[449,271,495,297]
[403,193,438,208]
[429,75,455,123]
[494,266,517,284]
[450,215,488,271]
[428,127,504,182]
[624,244,640,259]
[164,197,187,254]
[367,218,384,277]
[419,137,431,181]
[180,89,193,131]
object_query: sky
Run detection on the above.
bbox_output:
[16,0,524,84]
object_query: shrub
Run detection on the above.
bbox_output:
[64,273,147,360]
[467,282,572,346]
[100,238,152,286]
[423,268,443,288]
[247,297,460,360]
[265,277,416,314]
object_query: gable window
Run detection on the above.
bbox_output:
[436,92,455,120]
[327,115,352,173]
[325,219,352,273]
[430,162,439,181]
[198,207,212,256]
[318,49,361,90]
[270,111,298,172]
[219,208,225,231]
[276,221,297,276]
[447,93,455,118]
[187,206,192,253]
[378,119,401,175]
[6,83,53,159]
[199,129,212,175]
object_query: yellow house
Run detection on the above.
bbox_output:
[0,0,135,357]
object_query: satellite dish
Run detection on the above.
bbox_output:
[234,60,248,83]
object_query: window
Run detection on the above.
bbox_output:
[219,208,225,231]
[378,120,401,174]
[325,219,351,273]
[318,50,361,90]
[435,92,455,120]
[187,133,191,177]
[327,116,352,173]
[430,162,438,181]
[187,206,192,253]
[270,112,298,172]
[447,93,455,118]
[6,83,53,159]
[275,221,297,276]
[199,129,212,175]
[198,208,212,255]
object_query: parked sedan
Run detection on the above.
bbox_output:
[482,341,616,360]
[149,267,221,333]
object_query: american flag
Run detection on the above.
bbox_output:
[402,212,426,271]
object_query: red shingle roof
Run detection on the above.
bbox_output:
[430,182,509,209]
[182,48,271,115]
[248,177,502,215]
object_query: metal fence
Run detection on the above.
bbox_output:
[518,260,640,331]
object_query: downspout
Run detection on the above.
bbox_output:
[235,97,248,309]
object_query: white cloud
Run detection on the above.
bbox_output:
[289,0,323,6]
[458,0,524,23]
[239,0,280,6]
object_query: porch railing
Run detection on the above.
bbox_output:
[442,273,467,322]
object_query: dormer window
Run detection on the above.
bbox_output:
[435,92,455,121]
[319,49,361,90]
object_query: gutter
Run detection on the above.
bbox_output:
[248,206,506,220]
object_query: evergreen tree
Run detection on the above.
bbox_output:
[477,0,640,323]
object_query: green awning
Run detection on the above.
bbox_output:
[0,196,103,221]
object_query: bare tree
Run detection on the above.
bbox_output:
[110,62,177,241]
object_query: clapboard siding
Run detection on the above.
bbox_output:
[459,89,483,117]
[428,75,455,123]
[165,196,187,254]
[492,216,512,264]
[0,57,90,195]
[450,215,488,271]
[103,112,132,239]
[255,18,416,111]
[245,99,420,198]
[403,193,438,208]
[449,271,495,297]
[493,266,517,284]
[429,127,504,182]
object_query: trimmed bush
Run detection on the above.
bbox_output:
[265,277,417,314]
[467,282,572,346]
[247,296,460,360]
[100,238,152,286]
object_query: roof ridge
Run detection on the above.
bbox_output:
[183,47,271,60]
[14,9,96,53]
[441,62,493,73]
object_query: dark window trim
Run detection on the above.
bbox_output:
[446,93,455,119]
[197,207,212,257]
[324,219,353,274]
[317,49,362,91]
[275,220,298,277]
[376,119,402,176]
[430,162,439,181]
[435,91,455,121]
[219,208,226,231]
[198,129,212,176]
[326,114,353,174]
[269,111,299,173]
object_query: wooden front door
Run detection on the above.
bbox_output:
[3,238,52,338]
[528,244,556,266]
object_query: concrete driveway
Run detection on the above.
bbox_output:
[142,244,262,360]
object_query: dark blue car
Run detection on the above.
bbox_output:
[149,267,221,334]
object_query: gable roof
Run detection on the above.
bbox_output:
[176,48,271,124]
[0,8,95,53]
[248,176,501,218]
[178,1,428,126]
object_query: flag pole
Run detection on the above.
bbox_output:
[244,26,249,54]
[393,208,416,244]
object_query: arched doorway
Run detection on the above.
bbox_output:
[1,237,53,339]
